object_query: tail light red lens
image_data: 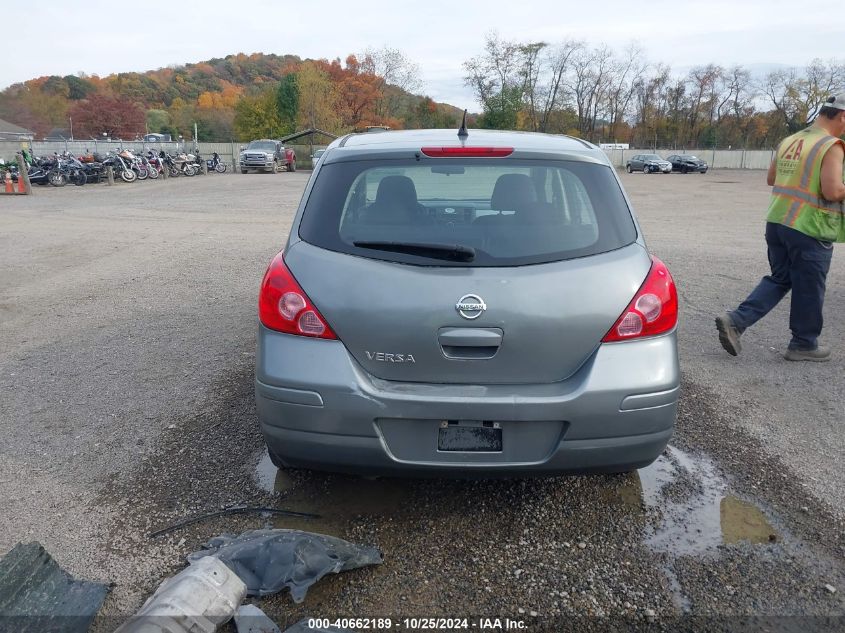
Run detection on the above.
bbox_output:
[258,252,337,339]
[420,147,514,157]
[602,256,678,342]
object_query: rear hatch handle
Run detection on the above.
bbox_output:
[438,327,503,360]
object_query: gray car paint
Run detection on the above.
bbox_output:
[285,240,651,384]
[256,129,679,474]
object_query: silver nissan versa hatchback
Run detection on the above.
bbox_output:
[256,128,679,475]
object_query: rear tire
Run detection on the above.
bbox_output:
[626,164,632,173]
[288,159,296,172]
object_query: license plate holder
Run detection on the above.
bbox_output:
[437,421,502,452]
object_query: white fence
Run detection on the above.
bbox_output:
[602,148,775,170]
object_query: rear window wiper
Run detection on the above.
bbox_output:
[353,240,476,262]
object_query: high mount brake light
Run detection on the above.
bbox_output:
[258,252,337,339]
[420,147,514,158]
[602,256,678,342]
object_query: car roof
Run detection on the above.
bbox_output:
[337,128,593,150]
[324,128,608,164]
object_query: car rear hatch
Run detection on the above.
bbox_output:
[286,242,649,384]
[291,153,645,385]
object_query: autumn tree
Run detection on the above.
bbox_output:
[68,94,145,139]
[762,59,845,135]
[359,47,422,120]
[296,62,342,133]
[233,89,284,140]
[322,55,383,129]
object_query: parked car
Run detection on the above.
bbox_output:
[256,129,679,475]
[239,140,296,173]
[311,148,326,164]
[625,153,672,174]
[666,154,708,173]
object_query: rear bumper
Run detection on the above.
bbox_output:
[256,326,679,475]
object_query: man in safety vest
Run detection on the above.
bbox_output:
[716,94,845,362]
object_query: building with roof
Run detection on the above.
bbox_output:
[0,118,34,141]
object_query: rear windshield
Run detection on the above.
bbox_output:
[298,158,637,267]
[247,142,276,151]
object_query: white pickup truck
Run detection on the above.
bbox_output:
[239,139,296,173]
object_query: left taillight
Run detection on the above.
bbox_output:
[602,256,678,343]
[258,251,337,339]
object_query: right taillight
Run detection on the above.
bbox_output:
[258,251,337,339]
[602,256,678,342]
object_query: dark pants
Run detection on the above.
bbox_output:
[730,222,833,350]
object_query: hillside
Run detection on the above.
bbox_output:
[0,52,464,141]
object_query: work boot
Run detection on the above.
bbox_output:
[783,346,831,362]
[715,313,742,356]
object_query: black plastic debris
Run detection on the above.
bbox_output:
[0,541,108,633]
[188,529,382,602]
[234,604,281,633]
[282,618,354,633]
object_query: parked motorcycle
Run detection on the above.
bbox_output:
[147,151,165,176]
[163,151,197,177]
[141,155,158,179]
[188,150,205,175]
[60,152,90,186]
[119,150,148,181]
[206,152,227,173]
[102,152,137,183]
[26,156,55,186]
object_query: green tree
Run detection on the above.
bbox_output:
[146,109,171,134]
[64,75,95,100]
[478,86,522,129]
[276,74,299,135]
[233,89,283,140]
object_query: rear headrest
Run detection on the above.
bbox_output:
[375,175,419,210]
[490,173,537,211]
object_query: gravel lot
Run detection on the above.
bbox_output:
[1,170,843,632]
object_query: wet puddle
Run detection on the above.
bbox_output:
[631,446,778,555]
[257,446,778,551]
[253,450,408,535]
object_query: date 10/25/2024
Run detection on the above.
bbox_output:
[306,617,529,630]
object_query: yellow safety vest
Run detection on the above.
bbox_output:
[766,126,845,242]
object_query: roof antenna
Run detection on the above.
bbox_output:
[457,110,468,139]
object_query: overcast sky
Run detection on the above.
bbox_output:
[6,0,843,109]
